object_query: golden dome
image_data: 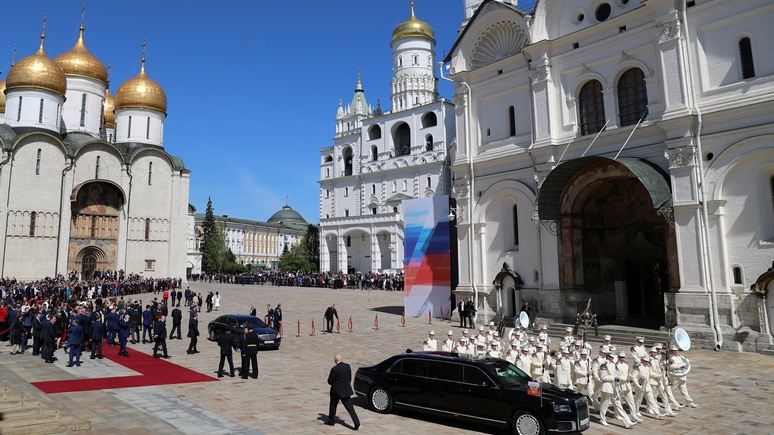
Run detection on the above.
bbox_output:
[115,59,167,114]
[6,36,67,97]
[54,27,108,84]
[103,88,115,126]
[0,80,6,112]
[391,2,435,45]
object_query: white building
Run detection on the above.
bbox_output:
[319,4,456,275]
[445,0,774,352]
[0,20,190,280]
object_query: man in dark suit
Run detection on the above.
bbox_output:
[326,353,360,430]
[186,313,199,354]
[90,315,105,359]
[42,313,58,363]
[153,315,170,358]
[170,306,182,339]
[242,328,260,379]
[217,329,236,377]
[324,304,338,333]
[66,318,84,367]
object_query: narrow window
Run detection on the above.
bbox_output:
[95,156,100,179]
[346,235,351,247]
[508,106,516,136]
[371,184,376,194]
[109,133,113,143]
[99,99,105,130]
[344,187,349,197]
[371,145,378,161]
[146,117,151,140]
[35,149,41,175]
[345,209,350,217]
[326,168,330,178]
[17,97,23,122]
[392,181,397,192]
[145,218,151,241]
[617,68,648,127]
[425,135,433,151]
[29,212,37,237]
[403,180,408,191]
[80,94,87,127]
[39,99,44,123]
[426,176,432,188]
[128,116,132,137]
[393,206,398,214]
[372,208,377,215]
[325,189,330,198]
[739,37,755,79]
[732,266,743,285]
[513,204,520,246]
[578,80,606,135]
[148,162,153,185]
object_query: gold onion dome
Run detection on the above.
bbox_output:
[6,36,67,97]
[103,88,115,126]
[391,2,435,45]
[54,27,108,84]
[0,80,6,112]
[115,58,167,114]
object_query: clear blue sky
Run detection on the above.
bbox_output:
[3,0,535,224]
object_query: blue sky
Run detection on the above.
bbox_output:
[3,0,535,224]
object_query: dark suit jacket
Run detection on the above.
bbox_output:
[244,331,259,355]
[218,332,236,355]
[153,320,167,340]
[187,318,199,338]
[90,321,105,341]
[327,362,354,399]
[67,324,84,345]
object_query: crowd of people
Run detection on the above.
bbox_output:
[421,323,698,429]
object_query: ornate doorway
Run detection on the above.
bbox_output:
[68,181,124,276]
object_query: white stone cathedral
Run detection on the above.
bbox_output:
[445,0,774,352]
[319,4,456,275]
[0,19,190,280]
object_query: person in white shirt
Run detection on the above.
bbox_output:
[667,345,698,408]
[505,342,520,364]
[554,349,574,390]
[598,352,637,428]
[422,330,437,351]
[441,331,455,352]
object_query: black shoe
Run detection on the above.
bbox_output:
[162,355,171,359]
[229,373,235,377]
[218,374,224,378]
[153,355,161,358]
[76,362,82,366]
[241,376,248,379]
[66,363,74,367]
[193,350,199,353]
[32,352,39,356]
[90,355,96,359]
[354,423,360,431]
[98,355,104,359]
[324,421,335,426]
[45,360,54,363]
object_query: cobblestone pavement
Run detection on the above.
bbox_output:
[2,282,774,434]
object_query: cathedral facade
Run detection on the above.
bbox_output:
[318,4,456,275]
[0,20,190,280]
[445,0,774,351]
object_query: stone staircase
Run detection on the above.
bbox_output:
[0,387,91,435]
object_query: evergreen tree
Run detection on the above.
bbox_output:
[201,197,226,273]
[304,224,320,270]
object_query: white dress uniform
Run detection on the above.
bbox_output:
[554,353,575,390]
[516,351,533,375]
[505,347,520,364]
[573,355,592,396]
[475,344,488,357]
[655,349,681,409]
[648,351,676,416]
[668,350,697,407]
[632,358,663,418]
[487,343,502,359]
[615,354,643,423]
[441,335,455,352]
[422,334,437,351]
[455,339,471,355]
[531,349,552,383]
[590,352,606,409]
[630,338,648,360]
[598,358,636,428]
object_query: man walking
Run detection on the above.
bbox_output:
[65,318,84,367]
[325,353,360,430]
[187,312,199,354]
[142,305,153,343]
[153,315,170,359]
[170,306,182,339]
[217,329,236,378]
[324,304,338,333]
[458,298,468,328]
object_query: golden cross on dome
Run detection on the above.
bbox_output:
[142,39,147,60]
[81,4,86,28]
[41,13,47,38]
[12,44,16,66]
[107,62,112,82]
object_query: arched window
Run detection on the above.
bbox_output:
[128,116,133,137]
[426,176,432,188]
[80,94,87,127]
[421,112,437,128]
[617,68,648,127]
[344,187,349,197]
[146,117,151,140]
[17,97,22,122]
[148,162,153,185]
[508,106,516,137]
[371,184,376,194]
[368,125,382,140]
[732,266,743,285]
[324,155,333,163]
[394,123,411,156]
[513,204,519,246]
[343,147,353,176]
[95,156,100,179]
[371,145,378,161]
[425,135,433,151]
[739,37,755,79]
[346,235,351,247]
[578,80,606,135]
[35,149,41,175]
[145,218,151,241]
[402,180,408,191]
[29,212,37,237]
[39,99,44,123]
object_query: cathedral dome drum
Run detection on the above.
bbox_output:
[0,80,6,112]
[103,89,115,126]
[115,59,167,114]
[6,36,67,97]
[54,27,108,84]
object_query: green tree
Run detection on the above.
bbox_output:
[224,262,247,275]
[304,224,320,270]
[201,197,226,274]
[279,244,315,272]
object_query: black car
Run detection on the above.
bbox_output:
[354,351,589,435]
[207,314,281,350]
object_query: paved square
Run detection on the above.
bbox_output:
[2,282,774,434]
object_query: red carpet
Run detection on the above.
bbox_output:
[31,343,217,394]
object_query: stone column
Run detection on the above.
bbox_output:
[614,281,628,322]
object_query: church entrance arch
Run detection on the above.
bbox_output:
[538,157,678,328]
[68,181,125,276]
[76,246,108,279]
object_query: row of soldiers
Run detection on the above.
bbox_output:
[422,324,698,429]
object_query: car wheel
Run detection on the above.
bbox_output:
[369,386,393,414]
[209,328,217,341]
[511,410,544,435]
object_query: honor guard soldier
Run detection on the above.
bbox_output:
[630,336,648,360]
[515,347,533,374]
[655,343,682,410]
[538,325,551,346]
[455,337,471,355]
[561,327,575,351]
[554,349,575,390]
[598,351,637,428]
[608,346,619,363]
[487,341,502,358]
[473,326,488,346]
[668,345,698,408]
[485,321,497,341]
[649,347,677,417]
[590,346,609,410]
[505,342,520,364]
[490,331,502,350]
[531,343,552,383]
[441,331,455,352]
[525,336,537,354]
[574,349,592,397]
[599,335,613,350]
[475,342,488,357]
[615,352,643,423]
[422,331,437,351]
[461,329,470,342]
[572,340,584,360]
[632,356,664,419]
